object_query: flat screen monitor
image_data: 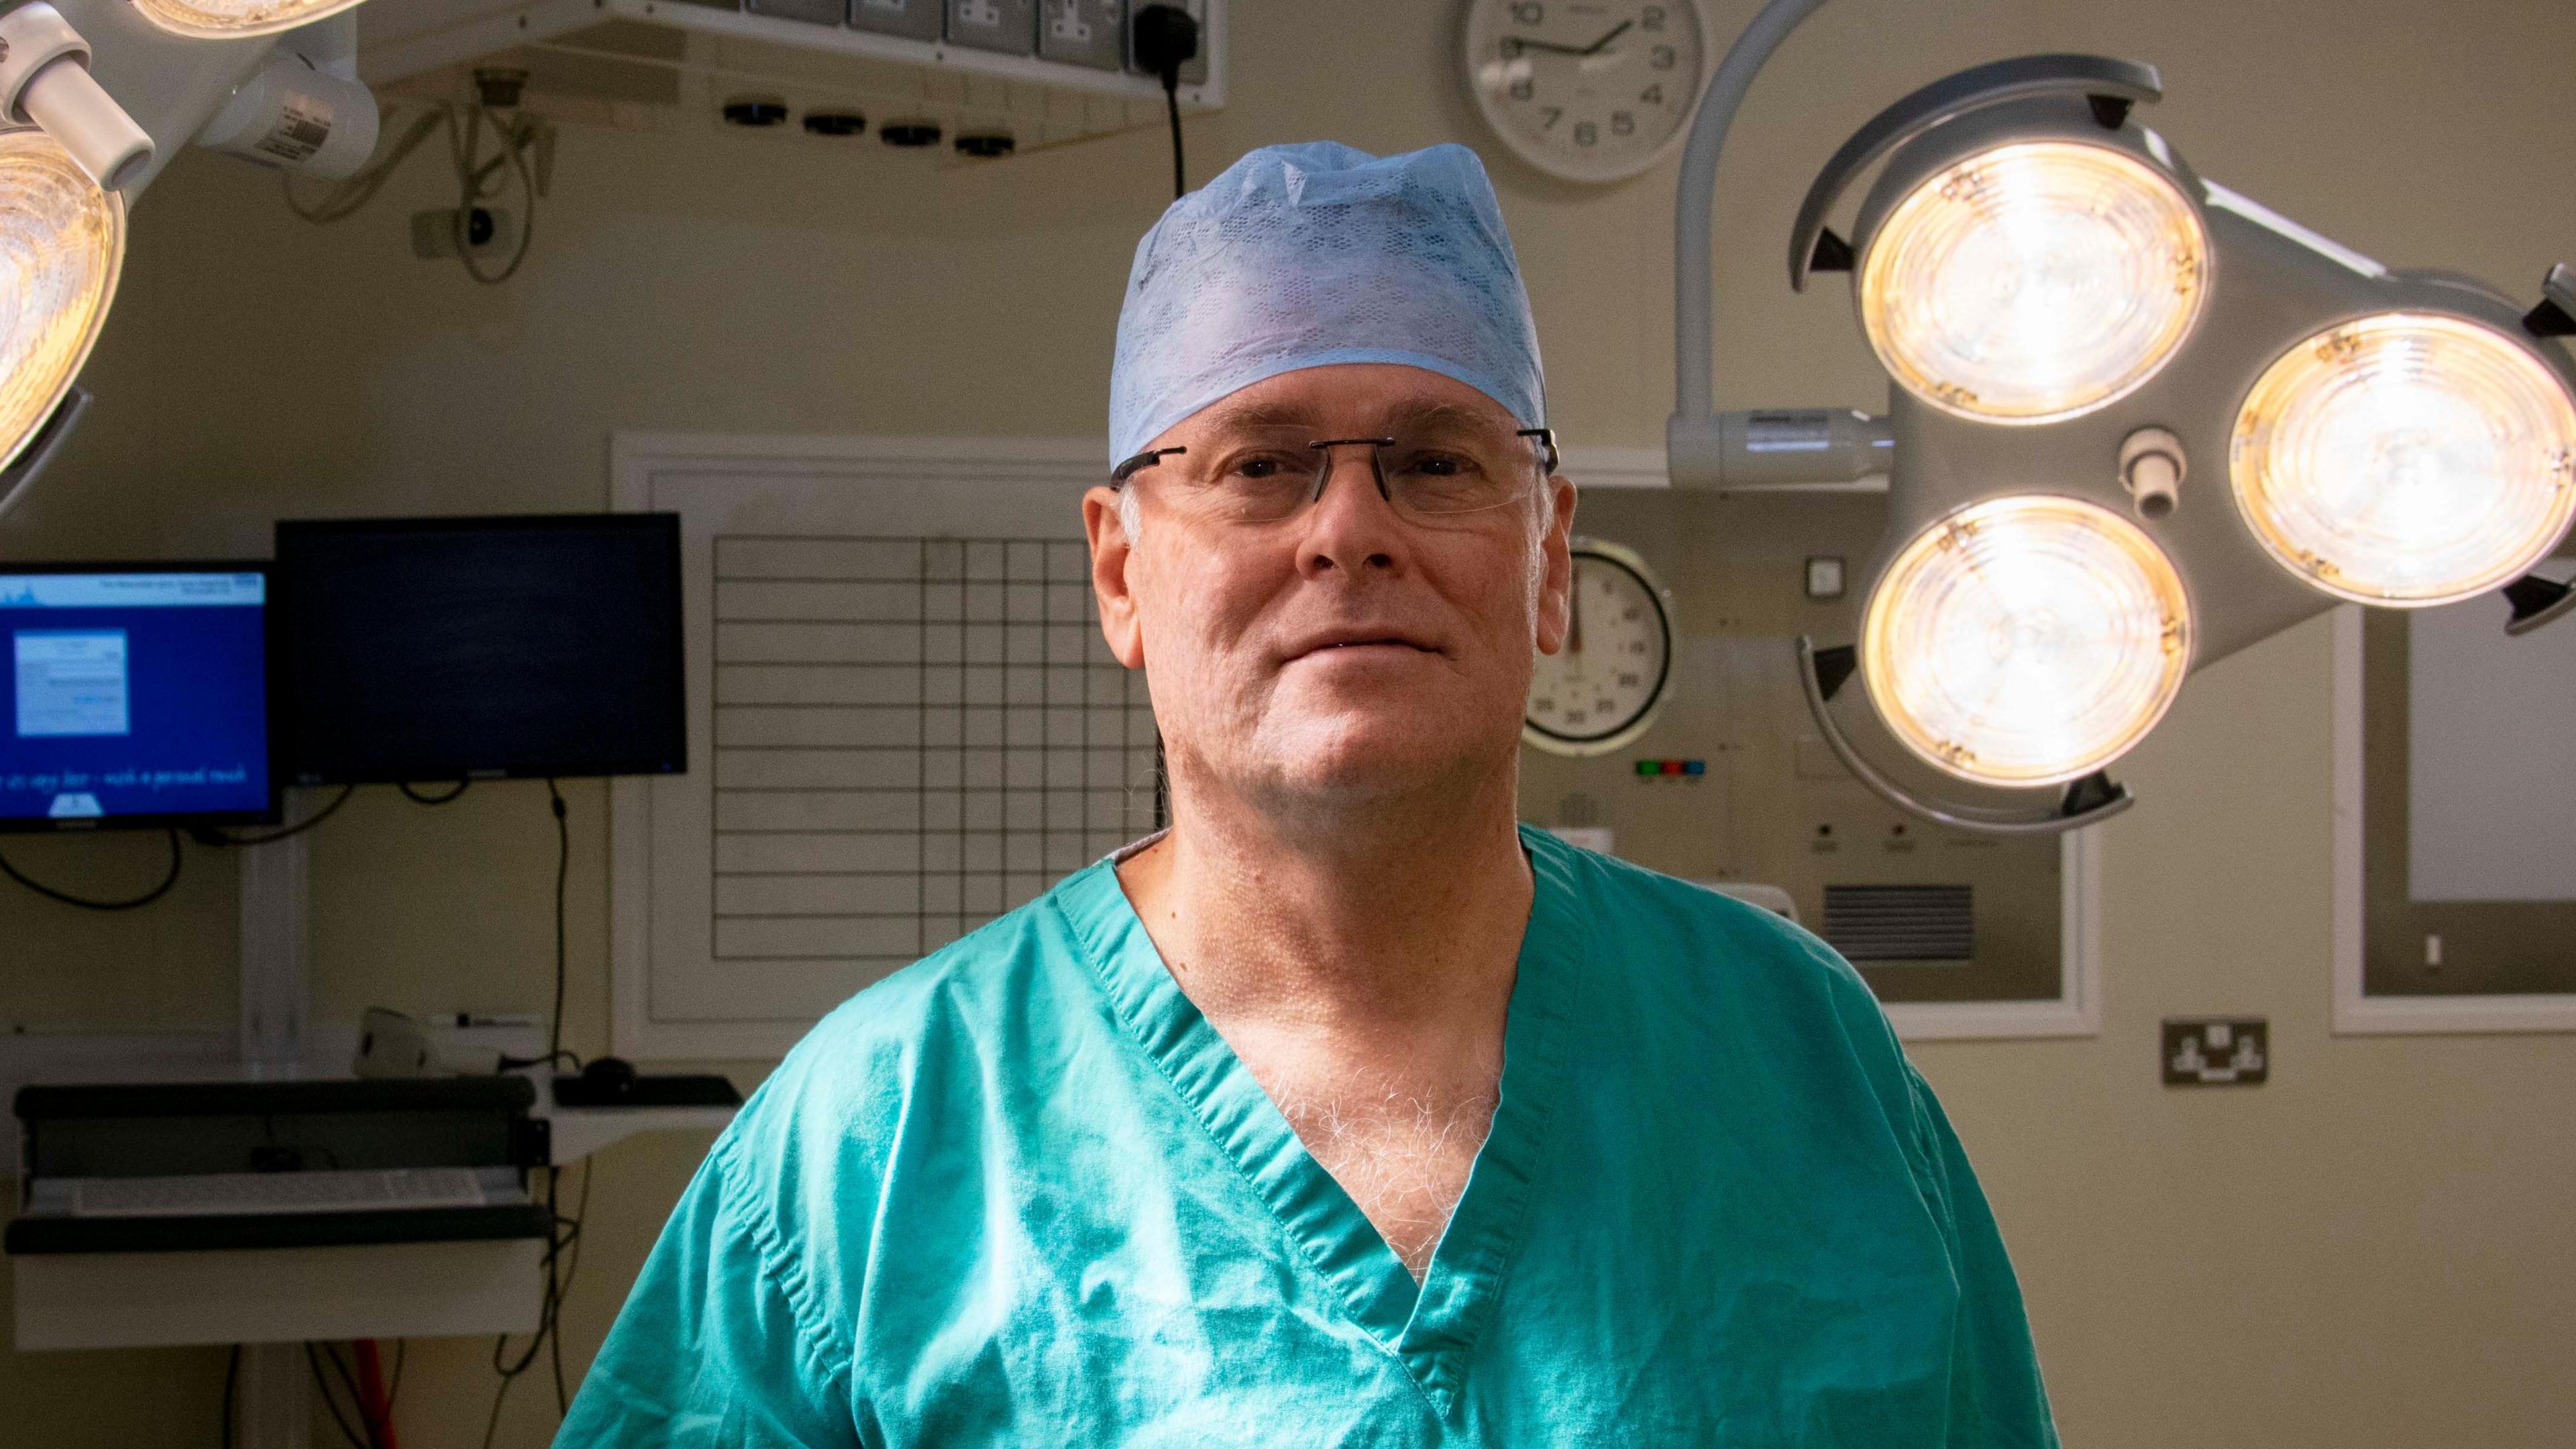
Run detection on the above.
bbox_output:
[0,565,278,831]
[274,514,686,785]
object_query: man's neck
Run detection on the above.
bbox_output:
[1119,755,1533,1034]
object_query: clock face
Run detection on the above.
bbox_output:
[1525,539,1674,756]
[1462,0,1709,184]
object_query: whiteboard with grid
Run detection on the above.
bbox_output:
[612,437,1161,1059]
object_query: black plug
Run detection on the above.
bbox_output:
[1130,4,1199,199]
[1131,4,1199,91]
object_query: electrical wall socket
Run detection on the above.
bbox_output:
[2163,1018,2269,1086]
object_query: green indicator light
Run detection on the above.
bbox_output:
[1635,759,1659,777]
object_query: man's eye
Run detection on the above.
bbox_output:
[1401,452,1473,478]
[1228,453,1299,481]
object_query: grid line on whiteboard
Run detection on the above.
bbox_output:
[710,535,1161,969]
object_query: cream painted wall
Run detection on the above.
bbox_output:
[3,0,2572,1444]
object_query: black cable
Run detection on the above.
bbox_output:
[0,827,182,911]
[484,785,582,1447]
[202,784,357,847]
[398,780,472,806]
[221,1344,240,1449]
[1131,4,1197,200]
[307,1342,372,1449]
[547,778,568,1065]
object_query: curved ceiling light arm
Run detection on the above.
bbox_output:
[1784,53,2164,292]
[1798,637,2135,836]
[1672,0,1834,427]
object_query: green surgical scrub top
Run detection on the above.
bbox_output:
[560,828,2057,1447]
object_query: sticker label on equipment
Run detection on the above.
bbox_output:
[256,102,333,163]
[1745,410,1833,453]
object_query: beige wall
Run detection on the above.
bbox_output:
[5,0,2573,1443]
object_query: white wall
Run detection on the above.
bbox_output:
[3,1,2572,1444]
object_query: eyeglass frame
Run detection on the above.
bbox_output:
[1109,425,1562,508]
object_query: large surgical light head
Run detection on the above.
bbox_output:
[0,128,122,475]
[2231,311,2576,606]
[1862,495,2190,787]
[129,0,368,40]
[1857,138,2206,425]
[1668,6,2576,835]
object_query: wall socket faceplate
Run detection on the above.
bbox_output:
[2163,1018,2269,1085]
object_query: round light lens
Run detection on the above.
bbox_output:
[1860,140,2208,424]
[2231,312,2576,606]
[0,130,122,473]
[1862,495,2192,786]
[133,0,368,39]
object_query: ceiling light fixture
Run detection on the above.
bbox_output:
[1666,0,2576,834]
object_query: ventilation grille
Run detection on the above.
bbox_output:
[1822,885,1975,961]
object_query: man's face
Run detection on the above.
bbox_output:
[1085,364,1576,810]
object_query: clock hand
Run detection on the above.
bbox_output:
[1580,19,1633,54]
[1500,36,1592,57]
[1569,567,1585,655]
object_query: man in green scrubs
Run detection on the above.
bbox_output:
[560,141,2057,1446]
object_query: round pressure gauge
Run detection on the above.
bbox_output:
[1460,0,1711,185]
[1524,537,1674,755]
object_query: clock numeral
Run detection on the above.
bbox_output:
[1618,672,1642,688]
[1621,605,1642,621]
[1573,120,1597,147]
[1534,696,1556,711]
[1649,43,1676,69]
[1625,640,1648,654]
[1642,5,1665,30]
[1642,83,1664,105]
[1539,105,1562,130]
[1611,111,1635,137]
[1510,0,1542,22]
[1509,75,1534,101]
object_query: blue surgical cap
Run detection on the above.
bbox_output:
[1108,141,1546,464]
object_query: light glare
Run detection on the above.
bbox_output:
[0,129,121,473]
[133,0,368,39]
[1860,140,2207,423]
[2231,312,2576,605]
[1863,496,2191,786]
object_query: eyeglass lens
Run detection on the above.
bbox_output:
[1150,424,1547,523]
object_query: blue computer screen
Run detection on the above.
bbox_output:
[1,570,272,826]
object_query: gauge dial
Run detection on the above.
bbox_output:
[1462,0,1710,185]
[1525,537,1674,755]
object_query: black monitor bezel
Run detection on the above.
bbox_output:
[0,559,284,834]
[272,513,688,787]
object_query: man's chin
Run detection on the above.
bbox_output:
[1245,712,1512,800]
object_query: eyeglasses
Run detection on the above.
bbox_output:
[1112,422,1558,525]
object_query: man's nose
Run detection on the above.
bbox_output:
[1297,449,1406,580]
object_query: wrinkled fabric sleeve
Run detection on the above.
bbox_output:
[1902,1065,2061,1449]
[555,1136,861,1449]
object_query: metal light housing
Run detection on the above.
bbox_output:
[0,128,121,475]
[1688,48,2576,833]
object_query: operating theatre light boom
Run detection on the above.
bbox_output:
[1669,0,2576,835]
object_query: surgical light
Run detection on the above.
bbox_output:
[129,0,368,41]
[1666,0,2576,836]
[2231,312,2576,606]
[1860,140,2207,425]
[0,129,121,475]
[1862,496,2190,787]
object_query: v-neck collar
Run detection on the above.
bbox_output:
[1053,825,1584,1409]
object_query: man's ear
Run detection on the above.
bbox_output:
[1534,474,1578,655]
[1083,485,1148,669]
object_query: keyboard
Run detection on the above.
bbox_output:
[66,1168,491,1218]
